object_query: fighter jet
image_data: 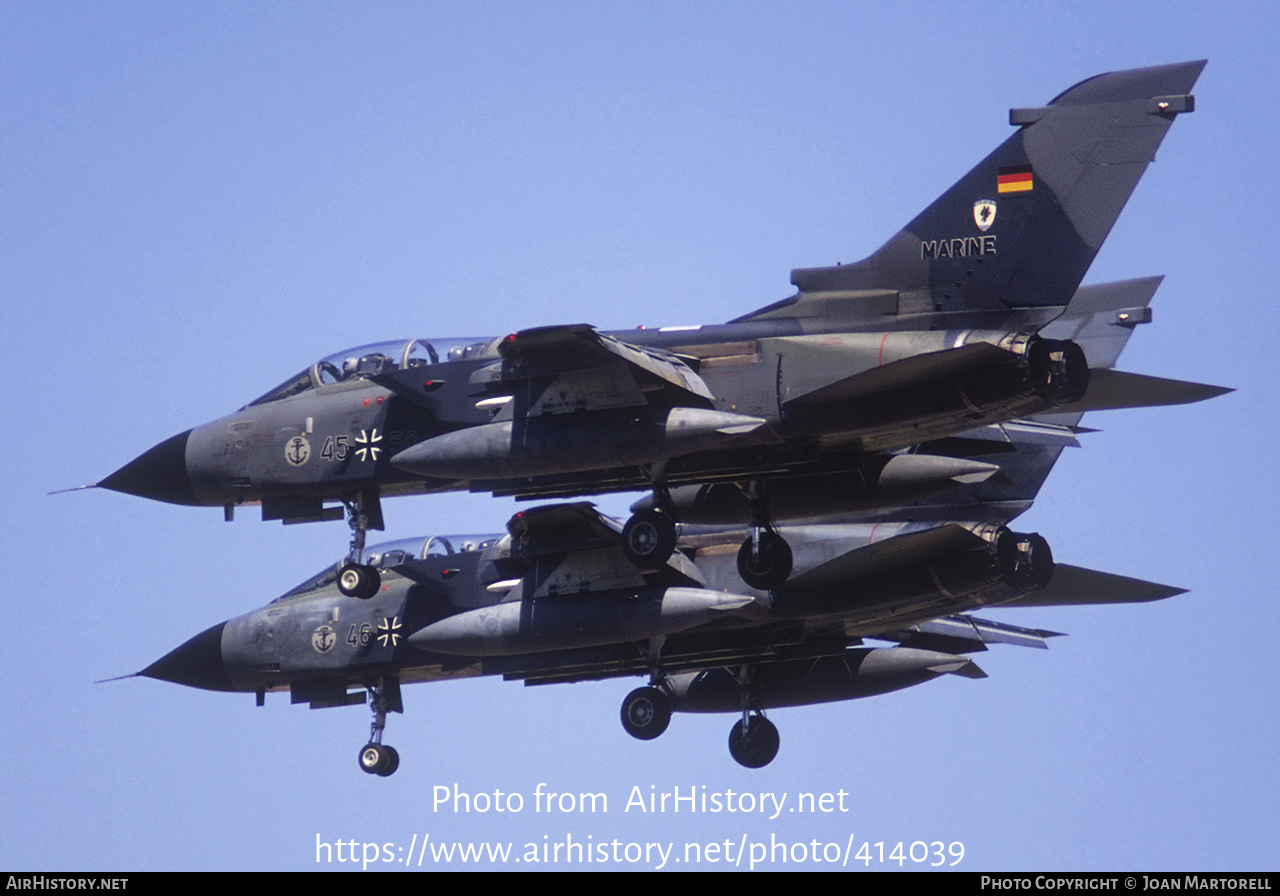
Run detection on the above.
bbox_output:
[132,495,1182,773]
[130,268,1225,773]
[97,60,1214,598]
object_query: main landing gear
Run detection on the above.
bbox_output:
[620,637,674,739]
[621,463,680,569]
[734,483,793,589]
[736,526,792,590]
[621,510,678,570]
[621,507,793,589]
[618,668,781,769]
[338,491,383,599]
[621,475,795,590]
[358,676,403,777]
[728,713,780,769]
[620,685,672,740]
[726,666,780,768]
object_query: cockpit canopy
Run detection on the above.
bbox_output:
[245,336,498,408]
[275,533,503,602]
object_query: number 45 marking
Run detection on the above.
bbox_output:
[322,436,349,462]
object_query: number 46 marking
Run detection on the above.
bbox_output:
[347,623,371,646]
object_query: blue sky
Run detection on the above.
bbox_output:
[3,0,1277,872]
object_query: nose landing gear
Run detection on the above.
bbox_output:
[358,675,402,777]
[338,491,383,599]
[359,741,400,776]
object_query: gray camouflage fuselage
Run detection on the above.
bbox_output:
[100,62,1205,527]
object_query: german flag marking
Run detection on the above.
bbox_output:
[997,164,1033,194]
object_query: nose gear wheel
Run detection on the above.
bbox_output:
[338,561,380,599]
[339,491,383,598]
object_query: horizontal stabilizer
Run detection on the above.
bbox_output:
[1063,370,1232,413]
[1002,563,1185,607]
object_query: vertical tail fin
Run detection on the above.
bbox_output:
[748,61,1204,324]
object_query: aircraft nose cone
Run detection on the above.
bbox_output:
[140,622,235,692]
[100,429,201,506]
